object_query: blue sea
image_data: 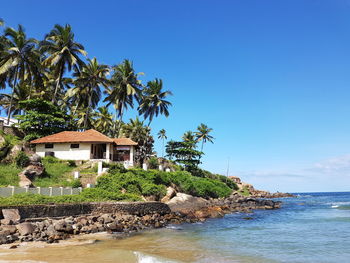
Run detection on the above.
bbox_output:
[2,192,349,263]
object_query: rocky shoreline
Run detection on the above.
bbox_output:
[0,193,285,247]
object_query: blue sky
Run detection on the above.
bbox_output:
[2,0,350,192]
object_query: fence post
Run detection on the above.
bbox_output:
[71,188,73,195]
[60,187,63,196]
[25,186,29,193]
[10,186,15,196]
[37,187,41,195]
[49,187,53,197]
[79,187,82,194]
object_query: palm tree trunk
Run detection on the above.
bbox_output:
[118,105,124,136]
[84,93,92,129]
[198,140,204,161]
[162,138,164,158]
[7,67,18,125]
[52,67,62,104]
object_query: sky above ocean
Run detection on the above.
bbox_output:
[2,0,350,192]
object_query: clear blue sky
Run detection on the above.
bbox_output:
[2,0,350,192]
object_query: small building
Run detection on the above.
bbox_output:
[30,129,137,166]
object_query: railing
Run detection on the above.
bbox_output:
[0,186,83,197]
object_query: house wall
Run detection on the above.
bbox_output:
[35,143,92,160]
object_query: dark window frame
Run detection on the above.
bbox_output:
[45,143,54,149]
[70,144,80,149]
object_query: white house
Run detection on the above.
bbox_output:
[31,129,138,166]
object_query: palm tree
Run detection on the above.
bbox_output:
[182,131,196,149]
[0,81,31,116]
[94,106,114,135]
[195,123,214,154]
[138,78,172,126]
[0,18,4,27]
[66,58,109,128]
[104,59,142,124]
[40,24,86,103]
[157,128,167,158]
[0,24,40,124]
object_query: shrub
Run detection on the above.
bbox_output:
[70,179,82,188]
[67,160,77,167]
[43,156,60,164]
[15,152,29,167]
[108,163,127,174]
[147,157,159,169]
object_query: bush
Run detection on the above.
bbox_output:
[67,160,77,167]
[70,179,82,188]
[43,156,60,163]
[108,163,127,174]
[147,157,159,169]
[15,151,30,167]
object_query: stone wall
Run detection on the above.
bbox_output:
[0,202,171,220]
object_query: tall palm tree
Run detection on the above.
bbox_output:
[138,78,172,126]
[157,129,167,158]
[182,131,196,149]
[0,24,40,124]
[40,24,86,103]
[66,58,109,128]
[104,59,142,124]
[0,81,31,116]
[94,106,114,135]
[195,123,214,154]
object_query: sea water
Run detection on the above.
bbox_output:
[1,192,349,262]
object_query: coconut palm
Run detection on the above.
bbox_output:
[0,81,31,116]
[40,24,86,103]
[138,78,172,126]
[157,128,167,158]
[104,59,142,124]
[66,58,109,128]
[182,131,196,149]
[195,123,214,154]
[0,18,3,27]
[94,106,114,135]
[0,24,40,124]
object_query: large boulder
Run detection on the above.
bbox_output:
[29,154,41,163]
[23,164,45,179]
[161,187,176,203]
[16,222,36,236]
[2,209,21,223]
[167,193,209,214]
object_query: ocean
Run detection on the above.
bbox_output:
[1,192,349,263]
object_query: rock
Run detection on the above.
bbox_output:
[18,173,33,187]
[16,222,35,236]
[106,222,124,232]
[23,164,45,180]
[0,225,17,234]
[29,154,41,163]
[167,193,209,214]
[2,209,21,223]
[161,187,176,203]
[0,219,13,225]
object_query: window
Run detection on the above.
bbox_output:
[45,144,54,149]
[70,144,80,149]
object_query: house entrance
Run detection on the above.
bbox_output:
[91,144,106,159]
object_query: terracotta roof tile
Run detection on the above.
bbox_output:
[113,138,138,146]
[31,129,113,144]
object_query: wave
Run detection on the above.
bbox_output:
[134,252,179,263]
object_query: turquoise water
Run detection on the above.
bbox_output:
[174,192,350,262]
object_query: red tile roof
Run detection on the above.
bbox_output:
[113,138,138,146]
[30,129,113,144]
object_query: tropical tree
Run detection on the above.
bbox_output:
[195,123,214,154]
[66,58,109,128]
[0,24,40,124]
[182,131,197,149]
[157,128,167,158]
[104,59,142,124]
[40,24,86,103]
[94,106,114,135]
[138,78,172,125]
[121,117,154,165]
[0,81,31,116]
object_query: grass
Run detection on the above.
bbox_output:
[238,186,251,197]
[32,157,76,187]
[0,188,141,206]
[0,164,21,186]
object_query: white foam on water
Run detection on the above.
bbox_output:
[331,205,339,208]
[134,251,179,263]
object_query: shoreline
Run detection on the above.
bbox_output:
[0,193,285,248]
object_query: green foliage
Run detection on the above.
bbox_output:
[238,186,251,197]
[147,157,158,169]
[0,132,21,161]
[107,163,127,173]
[0,164,21,186]
[0,190,140,206]
[97,168,232,199]
[70,179,82,188]
[166,140,202,170]
[16,99,73,141]
[15,151,29,167]
[67,160,77,167]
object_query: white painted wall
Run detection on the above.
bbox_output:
[35,143,92,160]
